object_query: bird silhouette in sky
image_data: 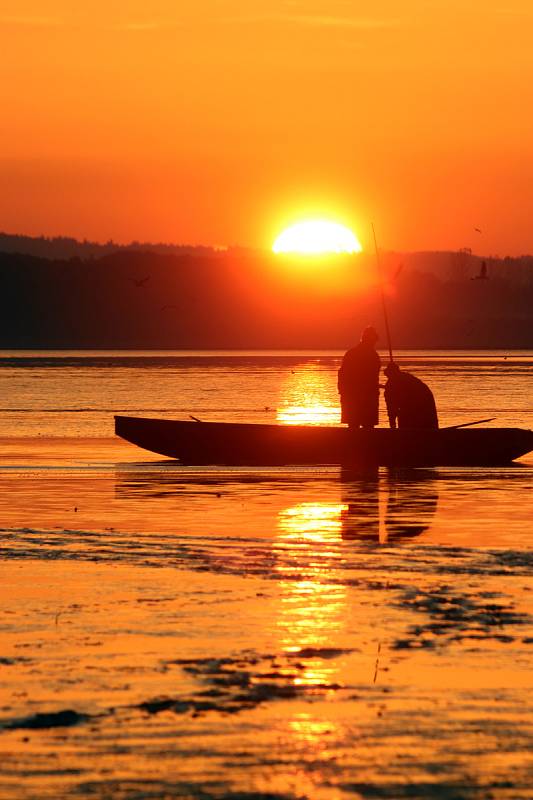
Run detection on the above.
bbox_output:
[128,275,150,287]
[474,227,482,233]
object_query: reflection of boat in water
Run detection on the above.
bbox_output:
[340,469,438,543]
[115,415,533,467]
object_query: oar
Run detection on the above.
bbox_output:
[444,418,495,430]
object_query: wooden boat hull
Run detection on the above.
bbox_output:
[114,416,533,467]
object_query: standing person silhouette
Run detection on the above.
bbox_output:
[338,326,381,429]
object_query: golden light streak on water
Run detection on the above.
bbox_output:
[275,501,349,688]
[277,403,340,425]
[278,502,348,543]
[277,364,340,425]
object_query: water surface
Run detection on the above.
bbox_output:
[0,351,532,799]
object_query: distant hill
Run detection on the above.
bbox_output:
[0,241,532,348]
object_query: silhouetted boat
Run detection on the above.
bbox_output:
[114,416,533,467]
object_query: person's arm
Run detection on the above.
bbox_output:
[337,364,344,394]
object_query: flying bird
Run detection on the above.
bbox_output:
[128,275,150,287]
[474,228,482,233]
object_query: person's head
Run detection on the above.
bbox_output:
[384,362,400,378]
[361,326,379,345]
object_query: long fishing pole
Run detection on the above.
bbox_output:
[371,223,394,363]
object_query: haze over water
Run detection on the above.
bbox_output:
[0,350,532,799]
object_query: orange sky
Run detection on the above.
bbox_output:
[2,1,533,254]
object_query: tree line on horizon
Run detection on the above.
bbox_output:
[0,245,532,349]
[2,231,533,280]
[0,232,222,261]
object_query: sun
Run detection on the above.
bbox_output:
[272,220,362,255]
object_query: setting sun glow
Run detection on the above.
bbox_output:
[272,221,362,255]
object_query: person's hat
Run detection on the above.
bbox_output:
[361,326,379,343]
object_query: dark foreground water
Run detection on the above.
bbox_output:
[0,351,532,799]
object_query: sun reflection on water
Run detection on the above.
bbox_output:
[275,501,348,689]
[272,476,439,693]
[279,502,348,544]
[287,712,341,757]
[277,364,340,425]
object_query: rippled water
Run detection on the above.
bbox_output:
[0,351,532,799]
